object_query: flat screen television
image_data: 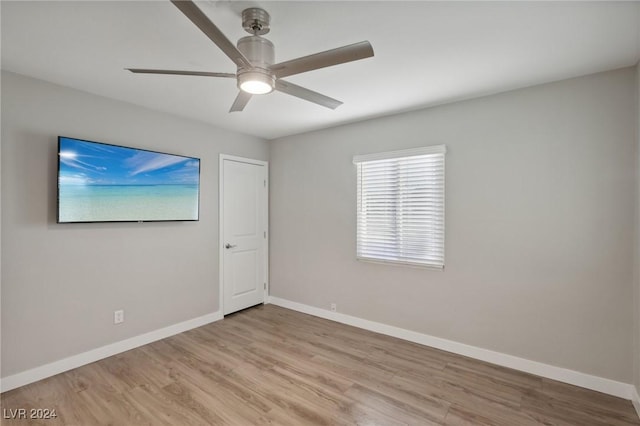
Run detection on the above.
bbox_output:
[57,136,200,223]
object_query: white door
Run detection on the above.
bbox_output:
[220,155,268,315]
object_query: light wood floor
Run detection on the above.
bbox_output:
[2,304,639,425]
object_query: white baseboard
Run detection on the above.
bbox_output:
[267,296,635,401]
[0,311,223,393]
[632,386,640,419]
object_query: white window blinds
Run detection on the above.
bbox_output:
[354,146,446,269]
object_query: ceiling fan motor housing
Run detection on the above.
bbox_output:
[237,35,276,93]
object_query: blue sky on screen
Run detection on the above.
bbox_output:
[58,138,200,186]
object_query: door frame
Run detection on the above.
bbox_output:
[218,154,269,316]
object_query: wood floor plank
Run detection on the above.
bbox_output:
[444,402,535,426]
[2,304,638,425]
[539,378,638,415]
[344,382,448,424]
[164,363,271,425]
[521,389,640,426]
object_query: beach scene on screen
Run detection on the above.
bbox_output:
[58,138,200,222]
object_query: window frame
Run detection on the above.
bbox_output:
[353,145,446,270]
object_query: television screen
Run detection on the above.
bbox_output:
[57,136,200,223]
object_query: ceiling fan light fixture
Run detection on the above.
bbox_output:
[238,71,274,95]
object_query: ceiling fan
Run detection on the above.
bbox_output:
[127,0,374,112]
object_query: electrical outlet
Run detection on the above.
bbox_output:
[114,310,124,324]
[330,303,337,312]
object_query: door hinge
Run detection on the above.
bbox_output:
[264,231,266,238]
[264,282,267,290]
[264,180,266,187]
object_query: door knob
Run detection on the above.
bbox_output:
[225,243,237,249]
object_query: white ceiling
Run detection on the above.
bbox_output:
[2,1,639,140]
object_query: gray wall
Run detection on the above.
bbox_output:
[269,67,636,382]
[635,62,640,395]
[0,71,268,377]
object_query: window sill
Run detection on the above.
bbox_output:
[356,257,444,271]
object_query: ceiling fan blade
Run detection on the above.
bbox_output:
[126,69,235,78]
[170,0,252,69]
[275,80,343,110]
[270,41,374,79]
[229,91,252,112]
